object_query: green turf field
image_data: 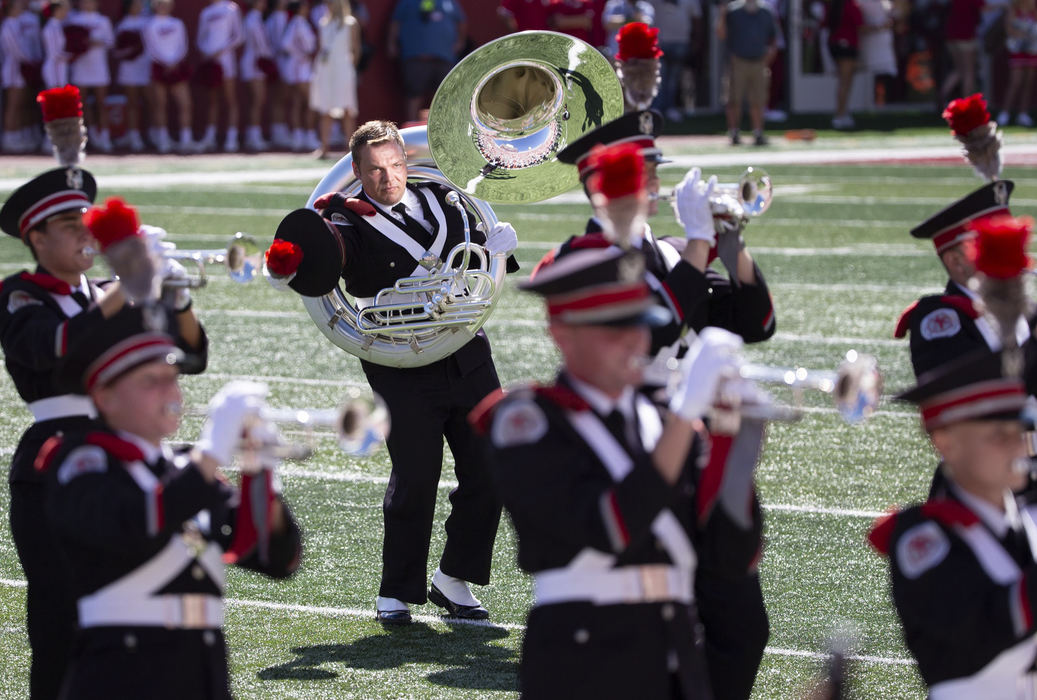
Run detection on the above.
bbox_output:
[2,139,1034,698]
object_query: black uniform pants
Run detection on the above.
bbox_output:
[363,350,503,603]
[10,481,77,700]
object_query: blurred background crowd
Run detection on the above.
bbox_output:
[0,0,1030,157]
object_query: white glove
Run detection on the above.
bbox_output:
[669,327,744,421]
[238,417,282,477]
[484,221,517,256]
[672,167,717,246]
[160,255,192,311]
[197,381,269,466]
[140,224,175,257]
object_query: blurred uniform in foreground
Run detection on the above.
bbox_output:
[39,308,301,699]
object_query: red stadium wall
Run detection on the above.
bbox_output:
[92,0,508,128]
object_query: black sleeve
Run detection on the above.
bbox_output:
[0,285,106,372]
[699,266,776,343]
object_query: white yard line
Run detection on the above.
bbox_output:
[0,577,913,666]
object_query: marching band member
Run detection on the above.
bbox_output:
[280,0,318,152]
[268,119,519,624]
[869,349,1037,696]
[196,0,244,152]
[143,0,196,154]
[113,0,151,153]
[68,0,114,153]
[40,311,300,699]
[479,244,766,699]
[239,0,275,152]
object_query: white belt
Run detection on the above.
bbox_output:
[929,636,1037,699]
[78,593,224,630]
[28,394,96,422]
[533,564,693,607]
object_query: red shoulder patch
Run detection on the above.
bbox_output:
[921,499,980,527]
[34,435,65,472]
[569,232,611,251]
[534,383,590,411]
[468,387,508,436]
[940,295,979,319]
[19,271,72,296]
[85,432,146,462]
[894,301,919,338]
[868,511,899,555]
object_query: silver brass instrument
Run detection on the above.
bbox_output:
[295,31,623,368]
[724,350,883,425]
[258,394,390,458]
[709,167,773,233]
[164,233,262,288]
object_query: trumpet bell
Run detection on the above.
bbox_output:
[428,30,623,204]
[225,232,262,283]
[833,350,883,424]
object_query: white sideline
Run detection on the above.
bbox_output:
[0,577,913,666]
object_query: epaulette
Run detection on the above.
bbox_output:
[34,434,65,472]
[867,510,899,555]
[868,499,979,556]
[84,431,146,462]
[893,295,979,338]
[533,383,590,411]
[468,387,508,436]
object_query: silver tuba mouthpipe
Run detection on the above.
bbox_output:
[163,232,262,288]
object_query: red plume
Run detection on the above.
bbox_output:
[265,239,303,277]
[84,198,141,251]
[942,93,990,136]
[968,215,1032,279]
[36,85,83,122]
[585,142,645,201]
[615,22,662,61]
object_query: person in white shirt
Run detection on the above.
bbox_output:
[143,0,197,153]
[69,0,115,152]
[1,0,39,153]
[239,0,273,151]
[264,0,292,148]
[41,0,71,87]
[113,0,150,152]
[196,0,243,152]
[280,0,318,152]
[309,0,359,159]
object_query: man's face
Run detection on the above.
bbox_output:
[352,142,408,207]
[940,242,976,286]
[30,209,96,278]
[550,322,650,397]
[93,362,182,446]
[932,419,1026,498]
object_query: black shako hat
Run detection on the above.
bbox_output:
[910,180,1014,255]
[271,208,347,297]
[895,349,1026,432]
[0,168,97,240]
[56,306,184,394]
[520,246,670,326]
[557,110,669,180]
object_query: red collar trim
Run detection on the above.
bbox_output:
[85,432,145,462]
[534,383,590,411]
[19,270,72,296]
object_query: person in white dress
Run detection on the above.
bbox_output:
[144,0,197,153]
[264,0,292,148]
[240,0,273,151]
[280,0,318,152]
[69,0,115,152]
[196,0,243,152]
[41,0,71,90]
[1,0,39,153]
[309,0,358,159]
[114,0,150,152]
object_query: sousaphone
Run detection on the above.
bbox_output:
[283,31,623,368]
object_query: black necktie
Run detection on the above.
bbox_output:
[392,203,432,247]
[70,288,90,310]
[148,455,169,478]
[604,409,631,452]
[1003,526,1033,567]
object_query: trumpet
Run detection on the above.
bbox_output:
[258,393,390,458]
[163,233,262,288]
[656,167,773,234]
[722,350,883,425]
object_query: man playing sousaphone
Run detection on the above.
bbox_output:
[267,119,520,624]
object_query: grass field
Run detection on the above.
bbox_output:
[1,132,1035,698]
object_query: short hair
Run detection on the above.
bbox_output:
[349,120,405,168]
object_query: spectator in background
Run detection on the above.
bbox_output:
[648,0,702,122]
[942,0,984,102]
[826,0,863,129]
[113,0,150,153]
[1,0,39,153]
[999,0,1037,126]
[240,0,274,151]
[858,0,897,105]
[498,0,553,32]
[548,0,594,45]
[759,0,787,120]
[717,0,777,145]
[602,0,654,57]
[144,0,196,153]
[265,0,293,149]
[281,0,318,151]
[41,0,71,91]
[387,0,466,124]
[197,0,244,152]
[69,0,115,153]
[310,0,359,159]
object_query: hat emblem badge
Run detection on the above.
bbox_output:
[994,181,1009,205]
[639,111,653,135]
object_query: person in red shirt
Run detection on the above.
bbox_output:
[548,0,594,44]
[826,0,863,129]
[497,0,552,31]
[942,0,985,101]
